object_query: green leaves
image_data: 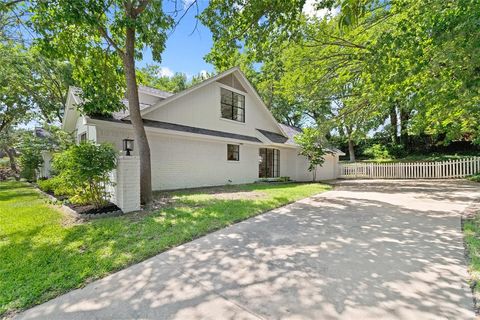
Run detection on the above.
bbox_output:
[53,142,117,207]
[29,0,175,117]
[294,127,328,179]
[203,0,480,147]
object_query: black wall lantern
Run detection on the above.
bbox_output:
[123,138,134,156]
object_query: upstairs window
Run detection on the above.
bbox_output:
[227,144,240,161]
[221,88,245,122]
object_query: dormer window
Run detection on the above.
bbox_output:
[221,88,245,122]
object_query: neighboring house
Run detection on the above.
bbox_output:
[60,67,344,190]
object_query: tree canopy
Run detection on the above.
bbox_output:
[201,0,480,159]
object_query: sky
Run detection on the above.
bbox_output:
[138,0,215,79]
[138,0,333,79]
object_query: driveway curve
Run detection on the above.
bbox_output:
[16,180,480,320]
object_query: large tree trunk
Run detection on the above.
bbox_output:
[345,126,356,162]
[390,105,399,144]
[124,26,152,205]
[400,108,410,150]
[348,138,355,162]
[4,147,17,172]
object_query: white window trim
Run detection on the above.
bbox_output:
[219,117,246,125]
[78,131,87,143]
[227,144,241,162]
[218,85,246,124]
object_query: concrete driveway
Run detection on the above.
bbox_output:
[16,180,480,320]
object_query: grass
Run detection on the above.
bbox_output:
[0,181,330,317]
[463,208,480,310]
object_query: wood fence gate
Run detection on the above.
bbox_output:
[339,157,480,179]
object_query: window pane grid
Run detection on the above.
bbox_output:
[227,144,240,161]
[259,148,280,178]
[221,88,245,122]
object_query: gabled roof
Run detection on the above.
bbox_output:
[256,124,301,146]
[138,85,173,99]
[135,67,288,137]
[258,124,346,155]
[62,86,82,132]
[34,127,51,139]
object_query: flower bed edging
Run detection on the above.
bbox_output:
[32,183,124,219]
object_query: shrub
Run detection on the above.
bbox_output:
[363,144,391,160]
[37,178,56,193]
[53,142,117,208]
[0,157,9,168]
[37,176,75,196]
[469,174,480,183]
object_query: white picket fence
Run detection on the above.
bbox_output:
[339,157,480,179]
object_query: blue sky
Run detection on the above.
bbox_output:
[138,0,215,78]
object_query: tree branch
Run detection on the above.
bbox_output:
[2,0,24,8]
[134,0,150,16]
[97,26,125,58]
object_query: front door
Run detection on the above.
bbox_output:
[259,148,280,178]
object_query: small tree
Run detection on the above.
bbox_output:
[294,128,328,182]
[53,142,116,208]
[17,133,44,181]
[16,127,74,181]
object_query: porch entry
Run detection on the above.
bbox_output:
[259,148,280,178]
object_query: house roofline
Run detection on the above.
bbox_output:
[137,67,288,138]
[87,116,268,145]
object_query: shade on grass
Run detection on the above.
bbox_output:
[464,215,480,291]
[0,181,330,316]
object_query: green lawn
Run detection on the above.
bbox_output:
[0,181,330,317]
[463,208,480,312]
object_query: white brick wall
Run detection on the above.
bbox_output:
[110,156,140,212]
[150,133,260,190]
[295,153,338,181]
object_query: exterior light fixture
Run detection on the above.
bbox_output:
[123,138,134,156]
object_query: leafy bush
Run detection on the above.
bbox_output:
[363,144,391,160]
[16,128,74,182]
[0,157,9,168]
[279,176,290,182]
[469,174,480,183]
[18,148,43,181]
[53,142,117,208]
[37,178,56,193]
[37,176,75,196]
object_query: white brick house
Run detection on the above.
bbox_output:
[61,67,344,192]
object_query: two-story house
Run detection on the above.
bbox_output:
[60,67,344,191]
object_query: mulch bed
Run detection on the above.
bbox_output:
[65,202,121,215]
[35,184,123,218]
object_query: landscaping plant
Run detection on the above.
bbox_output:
[53,142,116,208]
[294,128,328,182]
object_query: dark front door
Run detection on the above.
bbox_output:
[259,148,280,178]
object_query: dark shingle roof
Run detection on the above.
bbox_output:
[256,124,301,145]
[34,127,51,139]
[256,129,289,144]
[278,124,303,145]
[91,116,262,143]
